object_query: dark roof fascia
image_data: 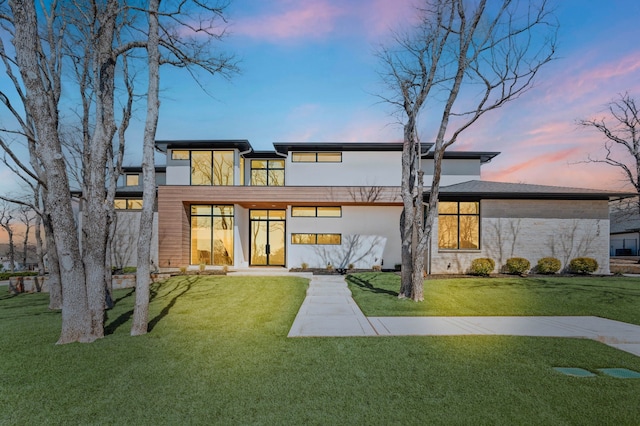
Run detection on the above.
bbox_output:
[434,192,615,201]
[155,139,252,153]
[122,166,166,173]
[273,142,434,156]
[243,150,283,159]
[424,151,501,164]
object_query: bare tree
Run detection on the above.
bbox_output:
[1,0,237,342]
[0,201,16,272]
[378,0,557,300]
[579,93,640,210]
[16,205,34,270]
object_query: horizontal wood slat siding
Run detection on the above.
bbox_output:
[159,186,403,206]
[157,187,190,267]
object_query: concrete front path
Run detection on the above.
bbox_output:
[288,275,377,337]
[288,275,640,358]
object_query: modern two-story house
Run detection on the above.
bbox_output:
[112,139,628,274]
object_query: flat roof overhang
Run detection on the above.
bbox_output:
[155,139,252,153]
[273,142,434,156]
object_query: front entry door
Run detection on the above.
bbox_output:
[250,210,286,266]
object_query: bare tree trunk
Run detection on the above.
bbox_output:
[34,213,45,275]
[9,0,91,342]
[132,0,160,335]
[80,0,120,339]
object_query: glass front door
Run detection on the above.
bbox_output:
[250,210,286,266]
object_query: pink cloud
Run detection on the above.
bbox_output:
[234,1,344,41]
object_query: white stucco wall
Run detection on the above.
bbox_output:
[287,205,402,269]
[166,165,191,185]
[285,151,403,186]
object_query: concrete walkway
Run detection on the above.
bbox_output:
[288,275,640,358]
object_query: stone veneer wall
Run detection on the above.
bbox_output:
[429,199,610,274]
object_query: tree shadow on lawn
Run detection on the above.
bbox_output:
[105,276,196,335]
[346,275,398,297]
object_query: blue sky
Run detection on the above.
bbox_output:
[2,0,640,194]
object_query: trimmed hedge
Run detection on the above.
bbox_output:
[536,257,561,274]
[470,258,495,276]
[0,271,38,281]
[568,257,598,275]
[505,257,531,275]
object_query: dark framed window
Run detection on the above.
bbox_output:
[171,150,190,160]
[125,174,139,186]
[114,199,143,210]
[191,150,234,186]
[291,233,341,245]
[250,159,284,186]
[291,152,342,162]
[438,201,480,250]
[190,205,234,265]
[291,206,341,217]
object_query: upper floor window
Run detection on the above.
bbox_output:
[291,152,342,163]
[171,150,190,160]
[191,150,234,186]
[250,159,284,186]
[125,174,139,186]
[291,206,341,217]
[438,201,480,250]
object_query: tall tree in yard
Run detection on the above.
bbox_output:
[2,0,236,342]
[378,0,557,300]
[132,0,237,335]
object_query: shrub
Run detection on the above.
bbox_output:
[469,258,495,276]
[505,257,531,275]
[348,263,354,270]
[568,257,598,274]
[0,271,38,281]
[300,262,308,270]
[372,265,382,271]
[536,257,561,274]
[179,265,187,274]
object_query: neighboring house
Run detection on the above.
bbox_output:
[609,203,640,256]
[111,140,631,274]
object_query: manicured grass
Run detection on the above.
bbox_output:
[3,275,640,424]
[347,272,640,325]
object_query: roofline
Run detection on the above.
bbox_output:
[272,142,434,156]
[122,166,166,173]
[155,139,252,153]
[424,151,501,164]
[243,150,282,159]
[430,190,630,201]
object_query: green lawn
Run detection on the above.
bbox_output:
[2,275,640,425]
[348,272,640,325]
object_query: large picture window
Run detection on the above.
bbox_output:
[438,201,479,250]
[191,150,234,186]
[191,205,234,265]
[250,159,284,186]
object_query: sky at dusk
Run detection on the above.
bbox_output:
[2,0,640,195]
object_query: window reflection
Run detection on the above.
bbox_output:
[191,204,234,265]
[438,201,479,250]
[250,159,284,186]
